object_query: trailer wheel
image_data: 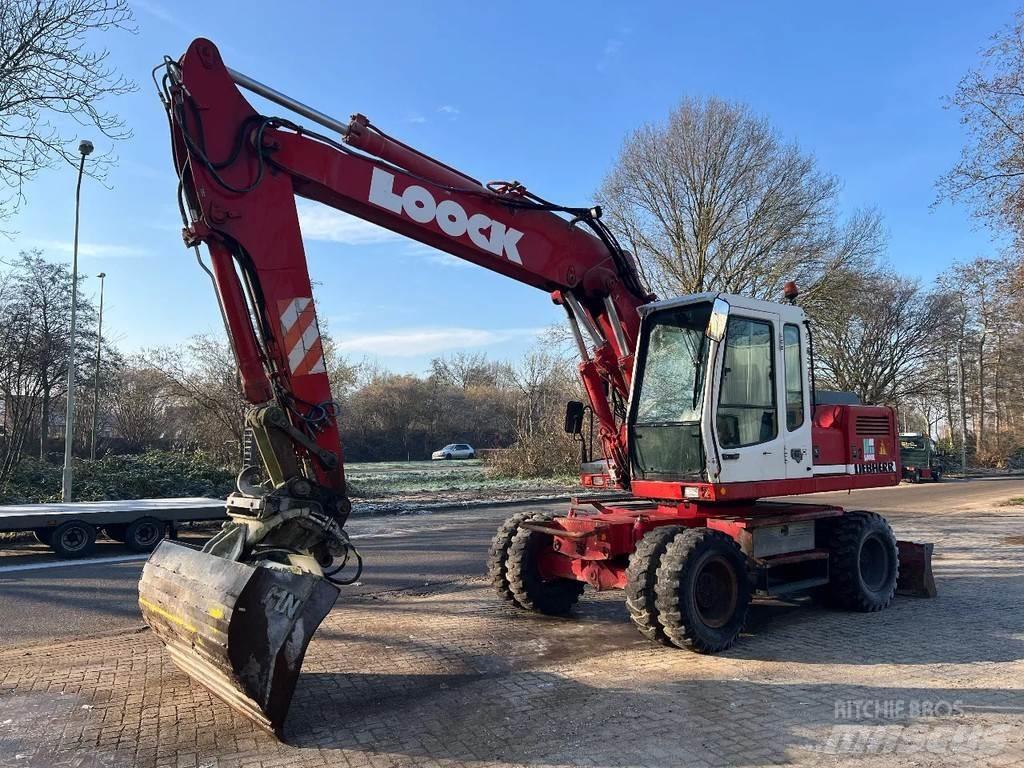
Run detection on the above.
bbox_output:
[103,524,128,543]
[50,520,97,558]
[125,517,165,552]
[32,528,53,546]
[506,523,584,616]
[825,510,898,612]
[487,511,549,606]
[625,525,684,645]
[655,528,751,653]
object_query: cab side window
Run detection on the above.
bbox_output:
[717,317,777,448]
[784,324,805,431]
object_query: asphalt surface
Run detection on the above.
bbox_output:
[1,476,1021,649]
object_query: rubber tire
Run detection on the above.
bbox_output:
[507,524,584,616]
[488,511,549,606]
[655,528,751,653]
[50,520,97,559]
[931,469,942,483]
[444,454,452,460]
[32,528,53,546]
[125,517,165,553]
[625,525,685,645]
[103,523,128,543]
[824,510,898,612]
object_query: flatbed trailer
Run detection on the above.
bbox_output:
[0,497,226,558]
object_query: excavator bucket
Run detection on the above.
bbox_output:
[138,540,339,737]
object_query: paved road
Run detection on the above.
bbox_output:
[1,477,1022,648]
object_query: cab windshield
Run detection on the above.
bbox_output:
[630,302,713,480]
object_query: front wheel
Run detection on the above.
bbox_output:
[506,524,584,616]
[655,528,751,653]
[824,510,898,612]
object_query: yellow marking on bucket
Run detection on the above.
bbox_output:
[209,607,224,620]
[139,598,197,633]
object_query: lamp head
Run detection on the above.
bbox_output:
[78,140,94,156]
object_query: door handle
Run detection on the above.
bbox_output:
[721,453,740,460]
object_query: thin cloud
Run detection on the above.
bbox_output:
[299,205,476,269]
[437,105,460,118]
[597,27,631,71]
[425,252,472,269]
[335,327,543,357]
[408,114,427,124]
[297,202,398,245]
[28,239,148,258]
[133,0,193,35]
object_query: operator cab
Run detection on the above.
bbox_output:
[627,292,812,490]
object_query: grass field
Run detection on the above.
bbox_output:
[345,459,580,503]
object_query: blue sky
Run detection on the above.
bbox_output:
[6,1,1018,372]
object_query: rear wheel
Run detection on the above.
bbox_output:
[488,511,548,606]
[125,517,165,552]
[655,528,751,653]
[50,520,97,559]
[506,523,584,615]
[824,510,898,612]
[625,525,684,645]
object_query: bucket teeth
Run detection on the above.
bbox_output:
[139,540,338,737]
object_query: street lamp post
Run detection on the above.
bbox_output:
[61,139,94,502]
[90,271,107,460]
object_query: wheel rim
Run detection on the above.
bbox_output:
[60,527,87,552]
[692,554,738,629]
[859,534,889,591]
[134,522,161,547]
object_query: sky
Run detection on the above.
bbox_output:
[6,0,1020,373]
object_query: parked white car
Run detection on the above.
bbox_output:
[431,443,475,460]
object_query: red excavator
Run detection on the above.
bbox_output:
[139,38,936,738]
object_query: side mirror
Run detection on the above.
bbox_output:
[564,400,585,434]
[706,297,730,342]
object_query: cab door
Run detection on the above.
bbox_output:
[713,310,788,484]
[782,322,814,480]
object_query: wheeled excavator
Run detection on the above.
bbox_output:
[139,38,937,739]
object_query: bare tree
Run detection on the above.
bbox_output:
[938,11,1024,240]
[0,0,134,218]
[143,335,246,461]
[813,271,943,405]
[107,364,172,451]
[599,96,884,304]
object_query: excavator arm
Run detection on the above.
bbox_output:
[165,39,651,497]
[140,38,651,737]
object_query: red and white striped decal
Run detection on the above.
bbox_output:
[278,297,326,376]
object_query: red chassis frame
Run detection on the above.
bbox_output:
[168,38,905,592]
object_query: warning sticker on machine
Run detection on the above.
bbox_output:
[863,438,876,461]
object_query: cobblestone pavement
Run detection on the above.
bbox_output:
[0,504,1021,768]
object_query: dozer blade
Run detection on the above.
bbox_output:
[896,540,938,598]
[138,540,339,738]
